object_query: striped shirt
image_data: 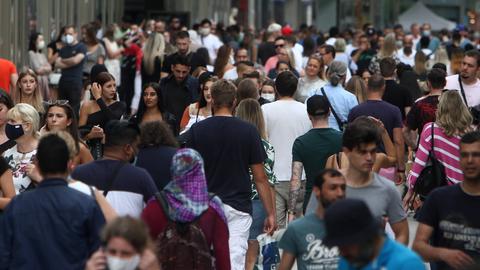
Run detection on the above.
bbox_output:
[407,122,463,189]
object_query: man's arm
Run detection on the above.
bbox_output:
[251,163,276,234]
[413,223,474,269]
[390,219,409,245]
[61,53,85,67]
[287,161,303,222]
[278,252,296,270]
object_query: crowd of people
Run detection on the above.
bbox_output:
[0,14,480,270]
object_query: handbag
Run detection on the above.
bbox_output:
[413,123,448,200]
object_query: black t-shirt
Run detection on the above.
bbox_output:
[348,100,403,140]
[141,56,162,84]
[162,51,202,75]
[59,42,87,80]
[417,185,480,269]
[406,95,440,135]
[136,146,177,190]
[257,42,276,66]
[351,48,376,74]
[383,80,413,120]
[186,116,266,214]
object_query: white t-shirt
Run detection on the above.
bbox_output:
[262,100,311,181]
[223,67,238,80]
[200,34,223,63]
[397,49,416,66]
[445,74,480,107]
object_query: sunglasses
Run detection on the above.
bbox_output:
[46,99,69,106]
[275,44,285,48]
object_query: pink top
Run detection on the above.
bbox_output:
[407,122,463,189]
[264,55,278,73]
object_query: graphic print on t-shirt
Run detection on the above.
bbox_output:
[301,233,339,269]
[439,214,480,256]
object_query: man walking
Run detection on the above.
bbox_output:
[186,79,275,270]
[0,133,105,269]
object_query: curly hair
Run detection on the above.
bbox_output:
[139,120,178,148]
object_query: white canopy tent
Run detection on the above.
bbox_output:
[398,1,457,31]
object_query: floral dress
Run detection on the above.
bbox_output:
[3,145,36,194]
[251,139,277,200]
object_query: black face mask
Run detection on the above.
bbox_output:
[404,46,413,55]
[5,123,24,140]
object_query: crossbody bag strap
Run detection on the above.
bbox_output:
[320,87,344,129]
[103,161,126,196]
[430,122,437,159]
[458,76,469,107]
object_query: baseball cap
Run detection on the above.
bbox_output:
[307,95,330,116]
[267,23,282,33]
[323,198,382,247]
[282,25,293,36]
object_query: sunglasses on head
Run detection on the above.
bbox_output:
[46,100,69,106]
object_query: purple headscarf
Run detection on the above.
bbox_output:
[163,148,227,224]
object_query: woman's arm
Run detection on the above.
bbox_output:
[78,143,94,165]
[93,189,117,223]
[0,169,15,210]
[373,128,397,171]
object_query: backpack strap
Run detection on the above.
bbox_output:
[103,161,126,196]
[320,87,345,130]
[458,76,469,107]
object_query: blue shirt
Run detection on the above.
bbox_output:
[339,237,425,270]
[0,178,105,270]
[308,83,358,131]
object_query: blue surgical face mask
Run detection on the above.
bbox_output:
[5,123,24,140]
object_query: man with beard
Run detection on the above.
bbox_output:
[323,199,424,269]
[279,169,346,270]
[445,50,480,110]
[397,35,416,67]
[413,131,480,269]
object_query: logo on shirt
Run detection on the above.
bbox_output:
[302,233,340,267]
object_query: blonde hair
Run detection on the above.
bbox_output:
[42,130,77,159]
[143,33,165,75]
[14,68,44,114]
[346,75,368,103]
[379,33,396,59]
[307,56,325,80]
[235,98,267,140]
[7,103,40,138]
[436,90,472,137]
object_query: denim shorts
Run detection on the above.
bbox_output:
[248,199,267,240]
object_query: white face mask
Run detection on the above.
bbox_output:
[37,40,45,50]
[107,255,140,270]
[199,27,210,36]
[261,93,275,102]
[62,34,74,45]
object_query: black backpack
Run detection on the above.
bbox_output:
[413,123,448,200]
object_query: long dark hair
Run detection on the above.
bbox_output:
[44,103,81,154]
[135,82,164,123]
[28,32,41,52]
